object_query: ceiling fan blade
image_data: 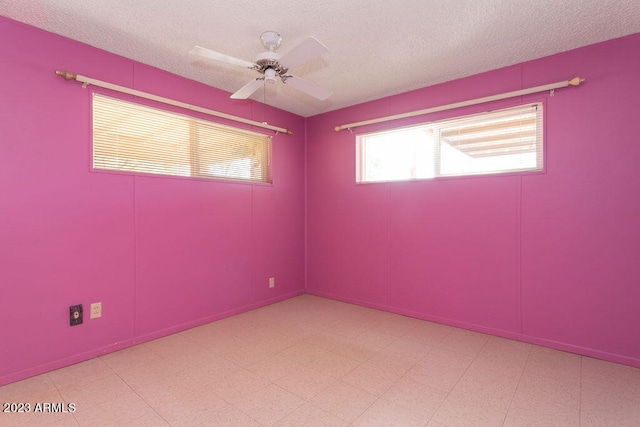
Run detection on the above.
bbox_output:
[284,75,332,101]
[279,37,329,69]
[190,46,255,69]
[230,78,264,99]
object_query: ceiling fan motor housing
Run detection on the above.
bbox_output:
[254,51,288,81]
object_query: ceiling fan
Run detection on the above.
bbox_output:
[190,31,332,101]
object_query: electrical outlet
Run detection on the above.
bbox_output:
[69,304,83,326]
[269,277,275,288]
[90,302,102,319]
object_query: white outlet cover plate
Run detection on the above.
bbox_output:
[90,302,102,319]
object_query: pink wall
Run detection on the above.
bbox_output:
[306,33,640,368]
[0,16,306,386]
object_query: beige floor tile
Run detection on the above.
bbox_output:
[0,410,78,427]
[274,402,349,427]
[134,371,208,410]
[580,372,640,427]
[503,372,580,427]
[244,331,298,353]
[382,376,448,420]
[99,344,162,372]
[111,355,184,391]
[405,347,474,392]
[327,321,370,341]
[143,333,206,362]
[300,331,349,353]
[351,329,399,353]
[245,354,305,382]
[232,383,305,426]
[153,390,257,426]
[122,412,170,426]
[379,336,434,362]
[437,327,490,358]
[341,359,402,396]
[306,350,360,379]
[352,397,428,426]
[72,389,155,426]
[46,418,81,427]
[183,351,242,383]
[581,355,640,391]
[523,345,581,385]
[367,312,421,337]
[311,380,378,423]
[209,367,270,406]
[278,341,330,366]
[57,373,133,409]
[446,368,519,414]
[580,404,640,427]
[431,394,507,427]
[471,336,532,379]
[272,321,323,340]
[330,341,378,363]
[0,374,74,427]
[181,325,247,355]
[48,358,115,391]
[367,346,419,378]
[274,364,337,400]
[403,320,453,346]
[0,374,61,403]
[221,341,280,368]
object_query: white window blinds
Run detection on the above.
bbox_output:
[92,94,272,183]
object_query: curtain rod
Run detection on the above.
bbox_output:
[55,70,293,135]
[335,77,585,132]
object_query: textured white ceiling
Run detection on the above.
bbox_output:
[2,0,640,117]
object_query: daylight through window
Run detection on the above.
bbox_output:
[92,94,272,183]
[356,103,543,182]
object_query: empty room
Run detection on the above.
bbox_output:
[1,1,639,425]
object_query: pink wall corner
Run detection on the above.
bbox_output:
[252,119,306,301]
[0,16,306,386]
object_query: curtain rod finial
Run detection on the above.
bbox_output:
[55,70,77,81]
[568,77,585,86]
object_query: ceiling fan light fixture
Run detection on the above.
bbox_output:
[260,31,282,51]
[264,68,277,84]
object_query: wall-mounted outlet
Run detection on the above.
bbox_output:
[269,277,275,288]
[90,302,102,319]
[69,304,83,326]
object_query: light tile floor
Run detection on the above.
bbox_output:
[2,295,640,426]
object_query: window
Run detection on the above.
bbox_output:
[92,94,272,183]
[356,103,543,182]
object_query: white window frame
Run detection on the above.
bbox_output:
[356,103,544,183]
[92,93,272,184]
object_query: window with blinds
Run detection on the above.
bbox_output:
[92,94,272,183]
[356,103,543,182]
